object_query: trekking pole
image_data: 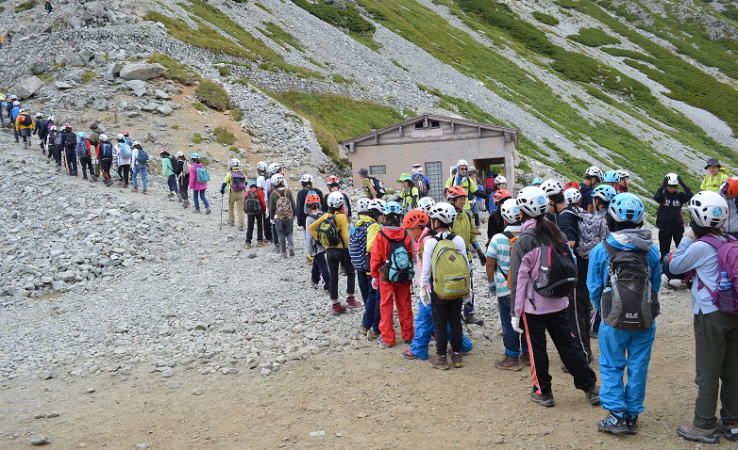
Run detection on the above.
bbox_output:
[219,193,224,230]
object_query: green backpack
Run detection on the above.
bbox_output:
[431,233,471,300]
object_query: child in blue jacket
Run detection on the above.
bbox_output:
[587,193,661,436]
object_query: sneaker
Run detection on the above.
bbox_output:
[206,208,211,215]
[718,421,738,441]
[130,186,137,192]
[367,329,379,341]
[429,354,449,370]
[244,243,252,249]
[331,302,346,316]
[520,352,531,366]
[256,241,266,247]
[288,247,295,257]
[464,313,484,326]
[193,209,201,214]
[238,226,244,232]
[586,385,601,406]
[142,191,148,195]
[346,296,362,307]
[598,412,630,435]
[311,281,319,290]
[494,355,522,371]
[377,335,394,348]
[677,424,720,444]
[530,390,555,408]
[402,349,418,360]
[282,252,288,259]
[626,416,639,435]
[358,325,369,335]
[450,352,463,368]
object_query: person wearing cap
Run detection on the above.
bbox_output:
[358,167,384,199]
[88,124,101,179]
[700,158,729,192]
[445,159,479,212]
[398,172,419,211]
[411,163,430,198]
[653,173,693,288]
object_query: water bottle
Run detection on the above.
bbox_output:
[717,271,734,312]
[718,272,732,291]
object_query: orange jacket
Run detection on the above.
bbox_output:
[370,226,413,281]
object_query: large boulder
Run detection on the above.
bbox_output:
[14,76,44,100]
[119,63,166,81]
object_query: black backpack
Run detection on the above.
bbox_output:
[532,235,578,298]
[369,176,386,198]
[171,158,183,175]
[20,114,32,126]
[244,189,261,215]
[601,242,658,330]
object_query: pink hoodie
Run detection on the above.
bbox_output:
[189,163,208,191]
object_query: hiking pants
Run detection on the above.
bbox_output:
[275,219,294,254]
[65,149,77,175]
[167,174,178,193]
[411,299,472,360]
[463,268,476,319]
[311,252,330,290]
[246,212,263,244]
[100,158,112,181]
[356,270,370,302]
[568,257,593,363]
[361,277,381,335]
[498,295,527,358]
[228,192,244,226]
[431,293,463,356]
[326,248,355,300]
[119,164,130,185]
[692,311,738,429]
[192,189,209,211]
[263,213,272,241]
[52,146,62,167]
[658,228,684,260]
[132,164,148,191]
[379,279,413,347]
[522,309,597,396]
[13,127,19,143]
[599,322,656,418]
[79,156,94,179]
[178,174,189,201]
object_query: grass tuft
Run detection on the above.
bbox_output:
[568,27,620,47]
[195,80,231,111]
[214,127,235,146]
[149,53,201,85]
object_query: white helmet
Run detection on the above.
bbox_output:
[563,188,582,206]
[416,197,436,214]
[665,173,679,186]
[13,101,20,106]
[617,169,630,179]
[688,191,728,229]
[355,197,371,213]
[99,134,109,141]
[494,175,507,185]
[229,158,240,167]
[368,198,385,213]
[47,115,55,122]
[256,161,267,172]
[428,202,457,225]
[49,125,57,131]
[456,159,469,168]
[300,174,313,184]
[35,112,43,118]
[268,162,281,174]
[131,140,141,147]
[116,133,124,141]
[517,186,549,218]
[175,151,184,158]
[500,198,521,224]
[271,173,285,186]
[540,179,563,197]
[327,191,344,209]
[585,166,604,180]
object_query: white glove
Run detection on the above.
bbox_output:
[683,226,696,242]
[420,288,431,307]
[511,317,523,334]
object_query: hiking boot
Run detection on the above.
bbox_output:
[450,352,463,368]
[282,252,288,259]
[193,209,201,214]
[718,421,738,441]
[402,349,418,360]
[244,243,252,249]
[530,390,555,407]
[429,354,449,370]
[256,241,266,247]
[238,226,244,232]
[464,313,484,326]
[677,424,720,444]
[205,208,211,215]
[331,302,346,316]
[228,221,235,227]
[358,325,369,335]
[586,385,601,406]
[598,412,630,435]
[494,355,522,371]
[377,336,394,348]
[626,416,639,435]
[520,352,531,366]
[288,247,295,257]
[346,296,362,308]
[132,187,139,193]
[367,329,379,341]
[142,191,148,195]
[182,200,188,208]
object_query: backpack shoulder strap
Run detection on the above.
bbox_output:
[698,235,724,250]
[502,231,514,240]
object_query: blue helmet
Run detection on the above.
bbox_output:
[531,177,544,186]
[384,201,403,215]
[76,131,86,139]
[247,180,257,188]
[189,152,200,159]
[603,170,620,183]
[592,185,617,202]
[609,193,644,223]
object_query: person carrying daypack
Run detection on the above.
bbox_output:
[59,123,77,176]
[349,198,374,304]
[487,189,512,246]
[268,173,296,258]
[370,201,414,348]
[305,195,330,293]
[362,198,386,339]
[46,125,62,167]
[96,134,114,186]
[296,174,323,255]
[188,153,210,214]
[130,142,148,194]
[309,191,358,315]
[397,173,419,212]
[220,158,246,231]
[587,193,661,436]
[160,150,179,200]
[244,180,266,248]
[15,109,35,149]
[358,168,385,199]
[174,152,189,207]
[670,191,738,444]
[75,132,95,181]
[411,164,430,198]
[509,186,600,409]
[114,134,132,187]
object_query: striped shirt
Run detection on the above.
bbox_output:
[485,225,522,297]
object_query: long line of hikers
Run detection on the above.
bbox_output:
[4,98,738,443]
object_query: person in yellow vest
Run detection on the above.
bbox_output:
[700,158,730,192]
[445,159,479,212]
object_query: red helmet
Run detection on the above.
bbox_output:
[306,193,322,205]
[493,189,512,203]
[403,209,429,229]
[123,130,130,136]
[725,177,738,199]
[445,185,467,199]
[326,175,339,185]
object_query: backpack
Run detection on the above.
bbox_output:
[303,189,319,215]
[196,166,209,183]
[135,148,148,165]
[431,233,471,300]
[696,235,738,314]
[531,233,578,298]
[412,173,428,196]
[75,140,88,158]
[20,114,32,126]
[348,222,371,271]
[99,142,113,158]
[244,189,261,215]
[380,229,414,283]
[119,143,132,159]
[274,189,294,220]
[231,170,246,192]
[369,176,386,198]
[577,212,609,259]
[317,214,341,248]
[171,158,183,176]
[601,242,657,330]
[54,133,63,147]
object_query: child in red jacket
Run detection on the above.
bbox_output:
[370,201,415,347]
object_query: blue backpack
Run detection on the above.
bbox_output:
[100,142,113,158]
[75,140,88,158]
[119,142,132,159]
[349,222,371,271]
[196,166,209,183]
[380,229,414,283]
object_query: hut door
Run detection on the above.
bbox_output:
[425,161,444,201]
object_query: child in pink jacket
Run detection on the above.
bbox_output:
[188,152,211,214]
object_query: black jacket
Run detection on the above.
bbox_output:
[296,187,323,228]
[556,206,581,247]
[486,208,505,244]
[60,130,77,152]
[654,184,692,230]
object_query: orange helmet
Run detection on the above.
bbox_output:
[306,193,321,205]
[326,175,339,185]
[493,189,512,203]
[403,209,429,229]
[563,181,579,191]
[446,185,467,199]
[725,177,738,199]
